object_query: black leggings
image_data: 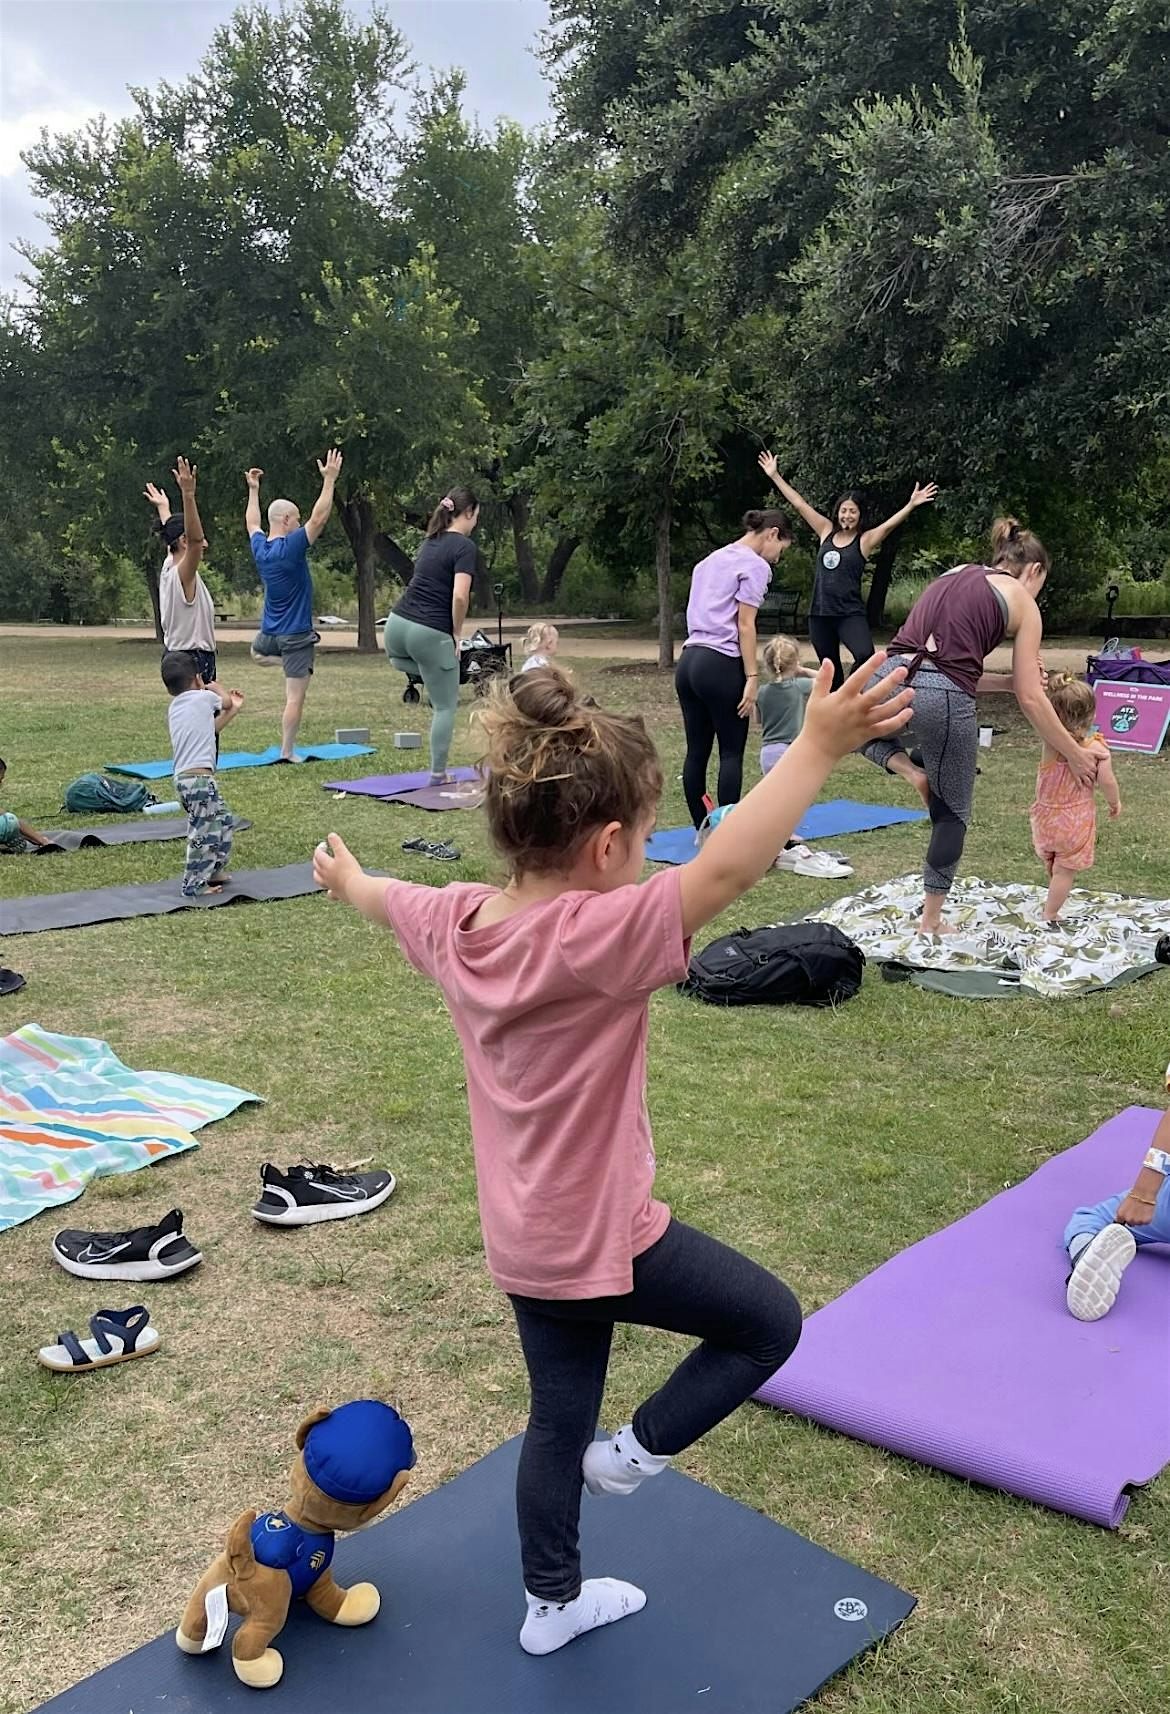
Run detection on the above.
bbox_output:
[675,645,749,828]
[808,612,874,691]
[509,1218,802,1601]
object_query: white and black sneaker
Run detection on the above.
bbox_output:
[251,1162,397,1226]
[51,1207,203,1281]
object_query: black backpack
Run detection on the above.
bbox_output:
[679,922,865,1008]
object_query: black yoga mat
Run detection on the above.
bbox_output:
[1,862,319,936]
[18,817,252,854]
[34,1436,914,1714]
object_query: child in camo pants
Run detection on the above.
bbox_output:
[162,651,243,895]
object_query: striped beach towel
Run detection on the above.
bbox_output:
[0,1023,261,1232]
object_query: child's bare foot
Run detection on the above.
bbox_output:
[209,871,232,888]
[916,919,960,936]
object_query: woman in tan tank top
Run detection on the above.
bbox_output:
[862,518,1097,934]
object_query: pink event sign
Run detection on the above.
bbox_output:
[1093,680,1170,754]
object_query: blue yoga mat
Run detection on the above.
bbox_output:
[645,800,928,866]
[107,744,375,780]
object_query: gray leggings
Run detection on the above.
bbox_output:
[509,1218,802,1601]
[863,662,977,894]
[384,613,459,774]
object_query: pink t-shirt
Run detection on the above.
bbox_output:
[385,869,690,1300]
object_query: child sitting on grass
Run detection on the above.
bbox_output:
[756,635,817,775]
[313,652,912,1660]
[1030,673,1120,925]
[1065,1066,1170,1321]
[161,652,243,896]
[0,757,51,853]
[521,622,560,673]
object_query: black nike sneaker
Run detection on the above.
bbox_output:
[51,1207,203,1281]
[251,1162,397,1226]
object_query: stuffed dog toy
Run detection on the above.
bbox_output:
[177,1398,415,1688]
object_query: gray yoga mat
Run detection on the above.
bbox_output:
[34,1435,914,1714]
[1,863,320,936]
[16,817,252,855]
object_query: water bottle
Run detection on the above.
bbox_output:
[145,800,181,816]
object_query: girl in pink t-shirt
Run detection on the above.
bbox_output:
[313,657,913,1660]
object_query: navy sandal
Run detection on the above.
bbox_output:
[38,1305,161,1372]
[401,839,461,863]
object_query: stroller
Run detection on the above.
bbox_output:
[401,585,514,705]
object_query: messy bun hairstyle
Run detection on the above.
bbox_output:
[1046,671,1096,735]
[474,668,663,877]
[990,516,1050,576]
[742,507,793,540]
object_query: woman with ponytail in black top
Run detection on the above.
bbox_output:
[758,451,938,689]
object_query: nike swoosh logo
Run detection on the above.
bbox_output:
[75,1240,132,1262]
[308,1181,365,1200]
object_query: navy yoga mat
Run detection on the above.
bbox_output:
[323,766,480,798]
[107,744,374,780]
[14,817,252,854]
[1,863,321,936]
[757,1108,1170,1526]
[645,800,928,865]
[34,1436,914,1714]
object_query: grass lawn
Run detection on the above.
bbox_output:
[1,633,1167,1714]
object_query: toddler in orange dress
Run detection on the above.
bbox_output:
[1029,673,1121,925]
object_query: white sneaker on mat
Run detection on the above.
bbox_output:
[773,844,853,879]
[1066,1224,1137,1321]
[583,1424,670,1496]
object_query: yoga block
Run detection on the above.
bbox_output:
[335,727,371,745]
[394,732,422,749]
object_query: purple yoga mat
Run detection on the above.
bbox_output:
[386,782,485,811]
[323,767,479,798]
[756,1108,1170,1526]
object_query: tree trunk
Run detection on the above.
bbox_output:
[866,527,903,631]
[655,489,674,671]
[143,549,162,643]
[339,495,380,652]
[540,534,580,604]
[374,532,414,581]
[507,491,540,605]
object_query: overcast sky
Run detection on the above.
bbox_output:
[0,0,553,295]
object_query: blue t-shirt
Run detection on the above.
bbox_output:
[251,527,313,636]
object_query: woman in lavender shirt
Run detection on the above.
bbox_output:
[675,508,793,827]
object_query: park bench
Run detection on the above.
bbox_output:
[756,587,803,635]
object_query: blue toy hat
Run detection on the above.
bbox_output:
[303,1400,416,1505]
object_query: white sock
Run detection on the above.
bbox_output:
[520,1578,646,1656]
[582,1422,670,1497]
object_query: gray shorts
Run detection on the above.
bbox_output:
[252,629,319,679]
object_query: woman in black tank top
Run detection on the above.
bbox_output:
[758,452,938,689]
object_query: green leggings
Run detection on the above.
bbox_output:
[384,612,460,774]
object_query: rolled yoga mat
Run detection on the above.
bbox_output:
[756,1107,1170,1526]
[107,744,374,779]
[645,800,928,866]
[1,863,321,937]
[34,1435,914,1714]
[323,766,480,798]
[13,817,252,854]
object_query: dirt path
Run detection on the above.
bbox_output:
[0,622,1103,674]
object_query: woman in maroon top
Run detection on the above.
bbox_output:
[863,518,1097,934]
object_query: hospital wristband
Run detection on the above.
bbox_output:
[1141,1147,1170,1176]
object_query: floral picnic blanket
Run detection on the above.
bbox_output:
[807,874,1169,1000]
[0,1023,261,1231]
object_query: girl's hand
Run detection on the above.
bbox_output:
[737,677,758,719]
[1116,1190,1155,1227]
[314,833,361,902]
[757,449,779,481]
[801,653,913,761]
[910,482,938,508]
[1109,801,1122,820]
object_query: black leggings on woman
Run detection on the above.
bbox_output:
[808,612,874,691]
[675,644,748,828]
[509,1218,802,1601]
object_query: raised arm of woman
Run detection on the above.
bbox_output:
[860,483,938,560]
[757,451,832,541]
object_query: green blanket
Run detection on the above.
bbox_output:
[808,874,1168,999]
